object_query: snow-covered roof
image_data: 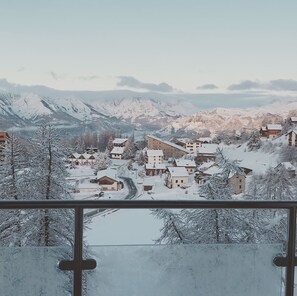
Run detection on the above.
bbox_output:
[290,117,297,122]
[111,147,125,154]
[198,144,218,155]
[285,129,297,136]
[145,163,167,170]
[82,153,94,159]
[167,167,189,177]
[198,161,215,171]
[113,138,128,145]
[174,159,196,168]
[198,137,212,143]
[147,135,189,153]
[202,165,222,176]
[266,124,282,131]
[143,179,154,186]
[96,169,119,181]
[201,165,244,179]
[146,149,164,157]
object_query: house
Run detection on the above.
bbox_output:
[146,135,189,159]
[174,138,200,153]
[195,165,246,195]
[197,137,212,144]
[0,131,9,154]
[110,147,125,159]
[166,167,189,189]
[196,144,218,163]
[285,129,297,147]
[113,138,128,147]
[275,162,296,179]
[173,159,196,174]
[289,117,297,125]
[145,163,167,176]
[260,124,282,138]
[94,169,123,191]
[68,153,96,165]
[146,149,164,164]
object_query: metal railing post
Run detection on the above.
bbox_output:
[286,207,297,296]
[73,207,83,296]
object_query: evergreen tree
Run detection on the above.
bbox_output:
[94,151,111,174]
[0,134,29,246]
[247,130,261,151]
[152,209,187,244]
[123,137,137,159]
[26,124,74,246]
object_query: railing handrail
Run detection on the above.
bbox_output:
[0,199,297,209]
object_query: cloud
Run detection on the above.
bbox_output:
[79,75,100,81]
[228,79,297,92]
[197,83,218,90]
[228,80,262,90]
[17,67,25,72]
[269,79,297,91]
[117,76,174,92]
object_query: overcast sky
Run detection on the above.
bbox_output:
[0,0,296,93]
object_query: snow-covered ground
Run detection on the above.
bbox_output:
[73,137,288,246]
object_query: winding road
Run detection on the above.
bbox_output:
[84,176,138,218]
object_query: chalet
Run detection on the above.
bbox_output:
[285,130,297,147]
[173,159,196,174]
[260,124,282,138]
[195,165,246,195]
[113,138,128,147]
[146,149,164,164]
[198,137,212,144]
[196,144,218,163]
[166,167,189,189]
[275,162,296,179]
[289,117,297,125]
[94,170,123,191]
[146,135,189,159]
[110,147,125,159]
[145,163,167,176]
[68,153,97,165]
[0,131,9,154]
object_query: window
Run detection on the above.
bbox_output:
[239,185,242,189]
[181,180,183,183]
[176,180,178,183]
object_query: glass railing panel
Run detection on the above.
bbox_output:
[0,247,71,296]
[85,244,282,296]
[84,208,283,296]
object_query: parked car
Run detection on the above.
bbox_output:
[95,191,104,197]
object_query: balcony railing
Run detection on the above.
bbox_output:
[0,200,296,296]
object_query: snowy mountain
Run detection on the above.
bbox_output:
[0,92,196,132]
[2,79,297,135]
[160,101,297,134]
